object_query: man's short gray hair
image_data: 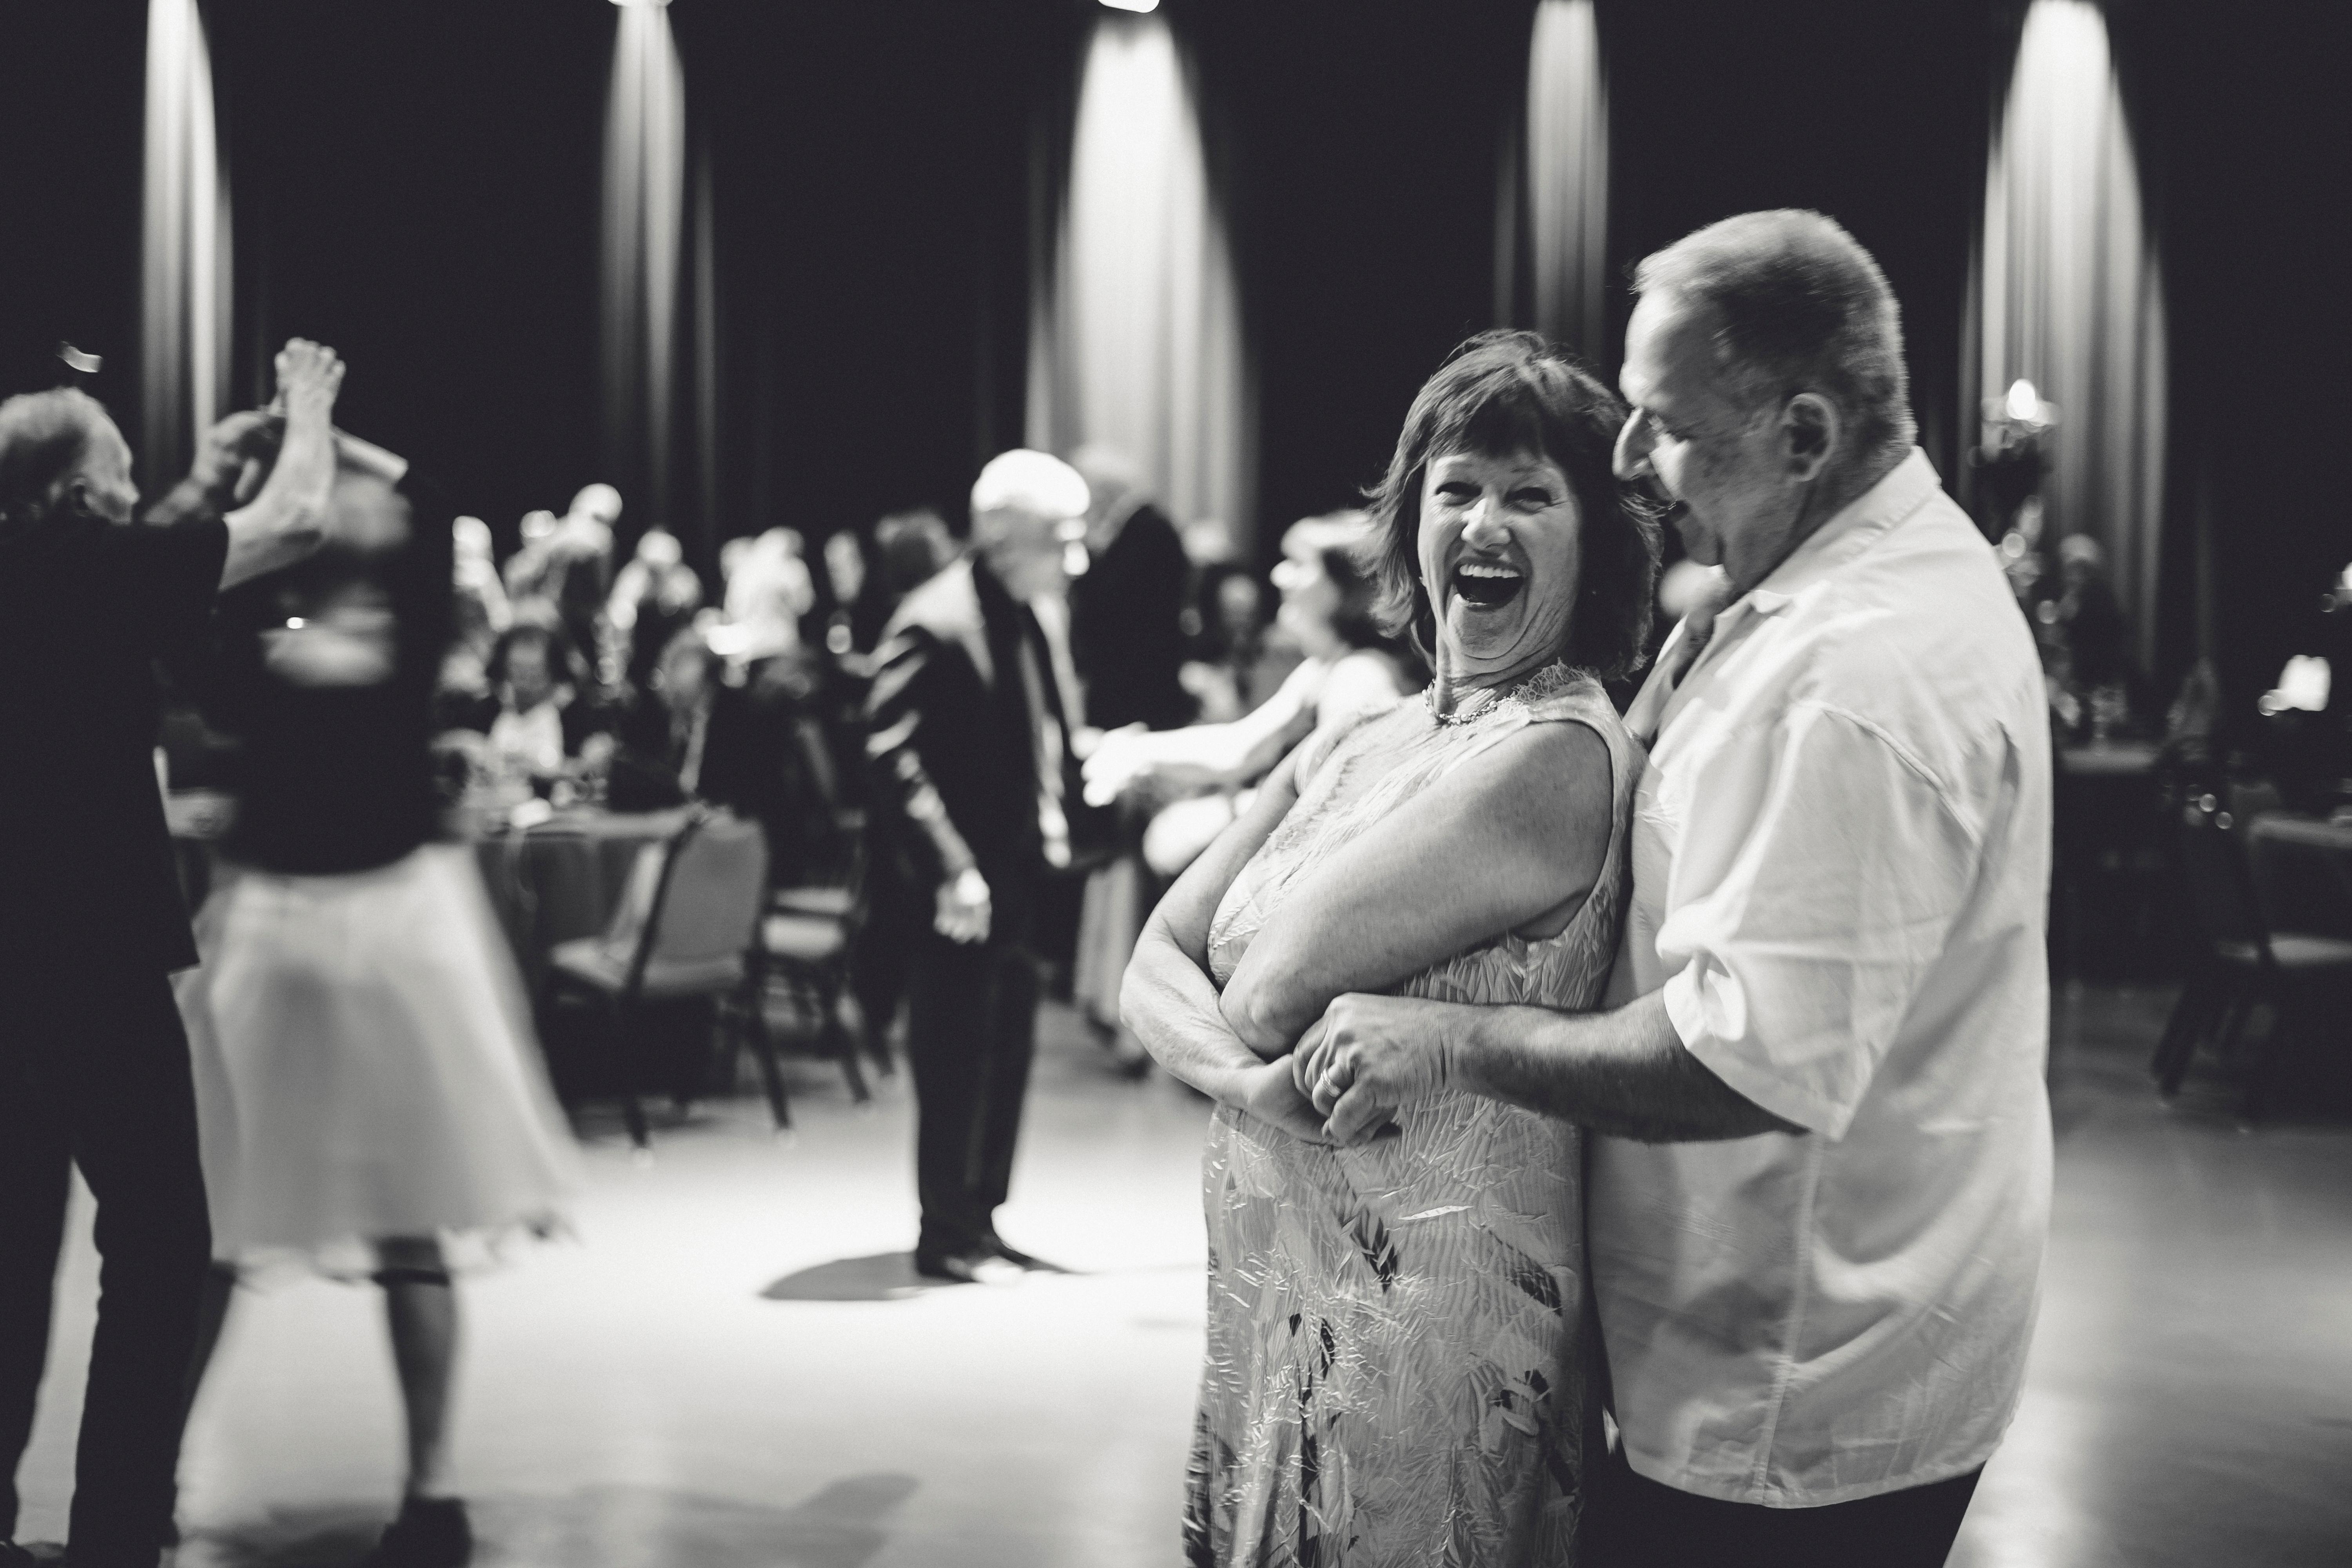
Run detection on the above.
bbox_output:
[1633,209,1916,462]
[970,448,1089,524]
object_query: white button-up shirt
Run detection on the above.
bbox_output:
[1591,449,2054,1506]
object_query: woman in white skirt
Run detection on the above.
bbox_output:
[172,441,578,1566]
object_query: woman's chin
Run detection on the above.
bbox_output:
[1444,605,1561,686]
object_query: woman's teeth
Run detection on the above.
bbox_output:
[1452,560,1525,608]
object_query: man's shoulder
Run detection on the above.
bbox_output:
[1782,506,2043,779]
[884,558,981,644]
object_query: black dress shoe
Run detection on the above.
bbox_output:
[912,1249,984,1283]
[363,1496,471,1567]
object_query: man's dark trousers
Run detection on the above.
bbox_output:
[1585,1440,1981,1568]
[903,877,1040,1261]
[0,966,211,1565]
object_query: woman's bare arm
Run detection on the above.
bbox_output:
[1120,755,1328,1141]
[221,340,343,590]
[1219,720,1613,1055]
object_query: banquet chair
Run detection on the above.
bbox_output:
[543,806,789,1148]
[760,809,874,1103]
[2151,792,2352,1115]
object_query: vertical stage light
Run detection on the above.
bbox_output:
[142,0,231,493]
[603,0,686,526]
[1027,9,1250,552]
[1523,0,1608,361]
[1975,0,2167,669]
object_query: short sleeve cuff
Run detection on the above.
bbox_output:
[1661,964,1856,1139]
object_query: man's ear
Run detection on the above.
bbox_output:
[1781,394,1839,484]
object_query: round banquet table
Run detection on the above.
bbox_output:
[468,808,689,989]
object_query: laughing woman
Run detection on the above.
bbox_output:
[1125,332,1658,1567]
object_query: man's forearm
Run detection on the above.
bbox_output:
[1449,990,1804,1143]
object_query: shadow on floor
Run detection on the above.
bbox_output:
[181,1475,920,1568]
[759,1251,937,1301]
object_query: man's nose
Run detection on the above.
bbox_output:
[1613,413,1652,481]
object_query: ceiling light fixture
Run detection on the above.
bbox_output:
[1100,0,1160,12]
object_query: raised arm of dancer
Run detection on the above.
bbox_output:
[220,339,345,590]
[1120,754,1327,1142]
[1217,719,1612,1056]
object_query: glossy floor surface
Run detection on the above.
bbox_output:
[16,987,2352,1566]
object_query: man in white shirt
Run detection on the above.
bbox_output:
[1290,210,2053,1564]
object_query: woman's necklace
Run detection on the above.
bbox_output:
[1424,660,1572,727]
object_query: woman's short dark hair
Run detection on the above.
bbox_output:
[1363,330,1660,681]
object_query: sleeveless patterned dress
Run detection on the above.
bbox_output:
[1185,664,1639,1568]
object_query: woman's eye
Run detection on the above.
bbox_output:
[1510,489,1553,509]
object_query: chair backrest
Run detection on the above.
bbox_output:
[2175,793,2272,960]
[604,808,771,987]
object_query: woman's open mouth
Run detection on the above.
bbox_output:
[1451,559,1526,610]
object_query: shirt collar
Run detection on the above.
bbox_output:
[1731,448,1943,619]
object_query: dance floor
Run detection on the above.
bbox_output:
[16,986,2352,1566]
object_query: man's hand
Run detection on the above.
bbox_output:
[189,408,281,495]
[1293,993,1476,1145]
[1232,1059,1331,1145]
[935,866,992,944]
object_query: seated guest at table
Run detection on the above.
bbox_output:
[171,422,580,1564]
[613,625,831,885]
[1,341,343,1568]
[475,619,608,784]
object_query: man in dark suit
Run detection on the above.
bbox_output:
[1067,444,1192,735]
[864,450,1088,1283]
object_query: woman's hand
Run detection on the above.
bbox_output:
[1231,1059,1330,1145]
[274,337,346,426]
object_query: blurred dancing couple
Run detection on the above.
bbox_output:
[2,340,574,1568]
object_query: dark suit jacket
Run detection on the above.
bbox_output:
[1070,501,1193,732]
[863,558,1074,915]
